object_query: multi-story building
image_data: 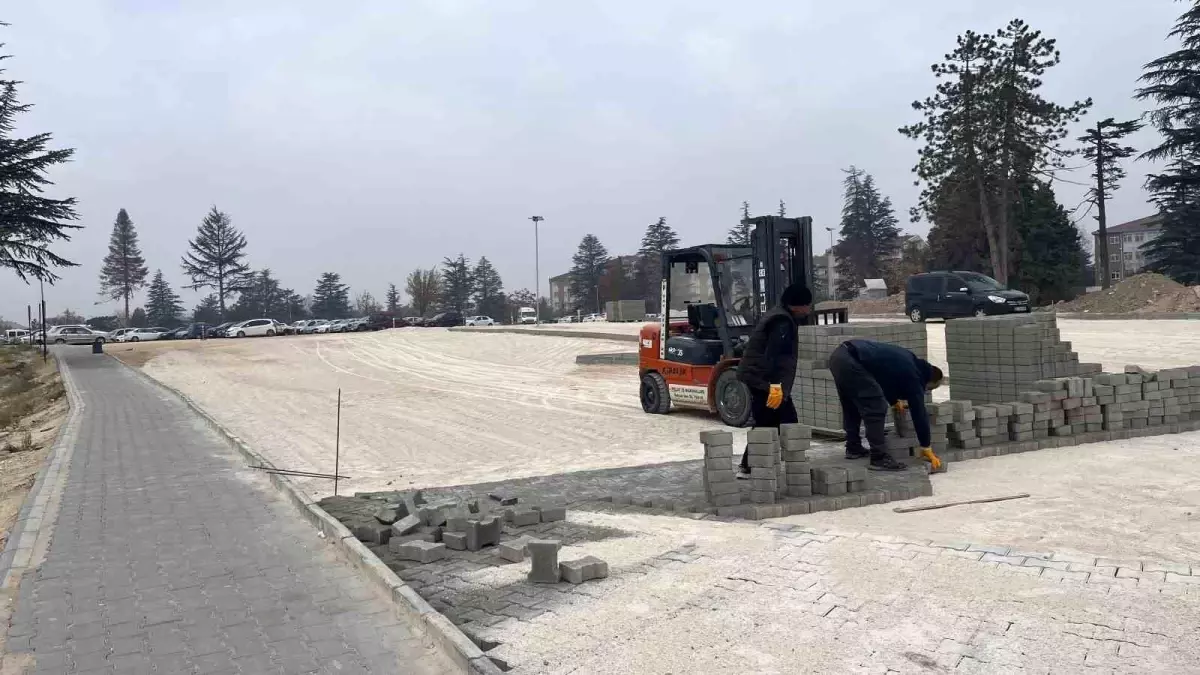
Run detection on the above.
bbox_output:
[548,272,573,314]
[811,252,837,301]
[1092,214,1163,284]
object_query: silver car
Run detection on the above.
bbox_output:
[48,326,108,345]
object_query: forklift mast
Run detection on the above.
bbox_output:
[746,216,814,315]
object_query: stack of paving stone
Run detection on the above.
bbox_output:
[779,423,813,498]
[945,314,1083,403]
[810,465,867,495]
[793,322,929,431]
[973,403,1009,445]
[745,428,779,504]
[948,401,980,449]
[700,430,741,507]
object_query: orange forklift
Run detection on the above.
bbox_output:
[638,216,847,426]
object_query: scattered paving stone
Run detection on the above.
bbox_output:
[467,499,481,514]
[353,523,391,545]
[560,556,609,584]
[389,533,435,550]
[506,508,540,527]
[527,539,561,583]
[534,506,567,523]
[442,531,468,551]
[496,536,531,563]
[489,491,519,506]
[466,516,502,551]
[391,514,421,537]
[445,516,469,533]
[417,525,443,543]
[411,490,427,506]
[393,540,446,563]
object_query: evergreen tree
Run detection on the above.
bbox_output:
[778,200,787,217]
[354,290,381,316]
[50,309,84,325]
[440,254,474,314]
[385,283,401,313]
[145,269,184,327]
[1009,180,1087,304]
[0,40,80,283]
[310,272,350,319]
[1135,2,1200,284]
[832,167,901,298]
[900,20,1091,284]
[405,268,441,317]
[472,257,506,320]
[180,206,251,318]
[192,295,221,325]
[284,292,308,322]
[636,217,680,312]
[130,307,147,328]
[86,315,120,331]
[229,269,297,321]
[98,208,148,321]
[727,201,752,245]
[569,234,610,313]
[1078,118,1142,288]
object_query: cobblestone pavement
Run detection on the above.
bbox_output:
[0,351,452,674]
[372,503,1200,674]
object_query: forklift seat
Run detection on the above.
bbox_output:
[687,303,720,340]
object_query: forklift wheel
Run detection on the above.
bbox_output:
[640,371,671,414]
[715,370,753,427]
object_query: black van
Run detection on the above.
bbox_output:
[905,271,1030,322]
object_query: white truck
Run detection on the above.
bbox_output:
[518,307,537,325]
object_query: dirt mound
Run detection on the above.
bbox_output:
[1054,273,1200,314]
[817,294,905,316]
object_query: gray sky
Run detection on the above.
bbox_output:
[0,0,1181,322]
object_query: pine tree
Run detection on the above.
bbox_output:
[0,39,80,283]
[727,201,752,245]
[405,268,441,317]
[181,207,251,318]
[1135,2,1200,284]
[440,254,474,314]
[778,200,787,217]
[385,283,401,313]
[1009,180,1087,304]
[145,270,184,327]
[900,20,1091,284]
[1078,118,1142,288]
[311,272,350,319]
[833,167,901,298]
[569,234,610,313]
[130,307,147,328]
[192,295,221,325]
[98,208,148,321]
[636,217,680,312]
[229,269,295,321]
[472,257,505,320]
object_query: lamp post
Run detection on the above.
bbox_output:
[529,216,544,324]
[39,277,47,361]
[824,227,835,300]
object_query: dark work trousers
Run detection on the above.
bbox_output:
[739,387,798,471]
[828,343,889,460]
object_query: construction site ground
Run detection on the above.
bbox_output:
[111,320,1200,674]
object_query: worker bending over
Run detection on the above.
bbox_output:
[828,339,943,472]
[735,284,813,478]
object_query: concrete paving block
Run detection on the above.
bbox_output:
[783,500,812,515]
[505,508,541,527]
[751,479,778,492]
[704,444,734,459]
[393,540,447,563]
[747,441,777,456]
[560,556,610,584]
[391,514,421,537]
[750,491,776,504]
[705,457,733,470]
[811,466,848,485]
[815,482,847,496]
[527,539,562,583]
[779,423,812,440]
[700,430,734,446]
[709,481,740,496]
[535,506,567,523]
[712,493,743,507]
[354,523,391,545]
[416,525,443,542]
[496,536,531,563]
[747,428,779,443]
[466,517,502,551]
[488,491,519,506]
[445,516,469,533]
[749,467,775,479]
[442,531,468,551]
[373,504,406,525]
[786,485,813,499]
[747,454,776,468]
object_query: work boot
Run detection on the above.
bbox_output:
[868,455,907,472]
[844,448,869,460]
[736,467,751,480]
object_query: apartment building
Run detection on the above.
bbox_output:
[1092,214,1163,283]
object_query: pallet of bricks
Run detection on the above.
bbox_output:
[794,322,929,432]
[904,365,1200,464]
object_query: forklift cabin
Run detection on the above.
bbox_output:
[638,216,846,426]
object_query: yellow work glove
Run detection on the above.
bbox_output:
[920,446,942,472]
[766,384,784,410]
[893,400,909,413]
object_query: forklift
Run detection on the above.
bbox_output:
[637,216,847,426]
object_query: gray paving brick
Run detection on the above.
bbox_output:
[2,351,452,674]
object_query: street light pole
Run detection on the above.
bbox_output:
[39,277,47,361]
[529,216,544,324]
[824,227,835,300]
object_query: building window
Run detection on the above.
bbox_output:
[1135,234,1144,242]
[1111,272,1121,280]
[1124,234,1133,243]
[1110,253,1120,262]
[1109,235,1120,244]
[1124,252,1134,260]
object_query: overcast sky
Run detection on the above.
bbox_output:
[0,0,1181,322]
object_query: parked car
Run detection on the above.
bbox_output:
[107,328,135,342]
[303,320,328,334]
[47,326,108,345]
[209,322,235,338]
[427,312,464,328]
[272,320,291,335]
[3,329,30,344]
[120,328,166,343]
[159,327,186,340]
[905,271,1031,323]
[465,316,496,327]
[314,320,336,334]
[228,318,277,338]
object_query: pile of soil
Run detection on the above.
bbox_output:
[817,294,905,316]
[1054,273,1200,314]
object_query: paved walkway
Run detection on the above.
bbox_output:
[0,350,452,674]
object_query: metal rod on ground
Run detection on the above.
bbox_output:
[892,493,1031,514]
[334,388,342,496]
[249,466,350,480]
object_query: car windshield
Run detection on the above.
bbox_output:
[666,247,755,326]
[958,272,1005,292]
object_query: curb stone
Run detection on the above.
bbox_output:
[450,326,638,342]
[115,356,502,675]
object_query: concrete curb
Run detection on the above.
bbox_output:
[115,357,502,675]
[575,352,638,365]
[0,350,83,652]
[450,326,638,342]
[1048,311,1200,320]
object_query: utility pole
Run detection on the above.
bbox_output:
[529,216,544,324]
[825,227,836,300]
[1092,120,1111,290]
[39,277,47,361]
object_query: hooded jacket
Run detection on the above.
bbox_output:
[844,339,936,447]
[737,307,799,394]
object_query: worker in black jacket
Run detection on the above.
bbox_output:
[828,339,943,471]
[735,284,813,477]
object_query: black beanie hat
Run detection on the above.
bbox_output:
[781,284,813,307]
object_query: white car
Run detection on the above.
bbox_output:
[314,321,334,334]
[465,316,496,327]
[46,326,109,345]
[120,328,166,343]
[228,318,277,338]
